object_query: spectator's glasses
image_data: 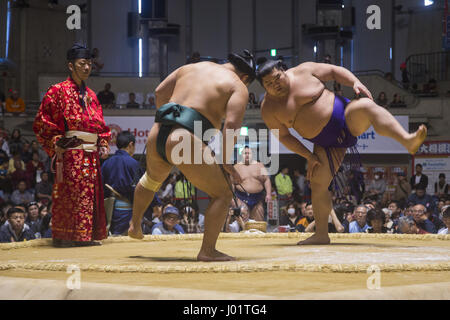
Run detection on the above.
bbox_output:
[165,215,179,221]
[412,209,425,214]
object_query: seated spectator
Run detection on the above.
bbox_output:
[366,172,386,202]
[382,208,395,233]
[425,205,446,232]
[97,83,115,108]
[38,204,49,219]
[393,172,411,208]
[248,92,259,109]
[30,140,49,172]
[0,151,11,194]
[5,90,25,114]
[142,201,163,235]
[126,93,140,109]
[412,204,436,233]
[179,204,201,234]
[438,206,450,234]
[437,197,447,213]
[35,172,53,205]
[225,205,249,233]
[25,201,41,236]
[21,142,32,163]
[145,95,156,109]
[335,202,354,233]
[39,213,52,238]
[151,205,185,235]
[10,160,30,190]
[11,180,35,206]
[435,173,449,198]
[376,92,388,108]
[8,129,26,153]
[91,48,104,75]
[8,151,25,175]
[279,202,302,231]
[0,207,35,243]
[26,151,44,187]
[349,205,369,233]
[296,202,314,231]
[160,174,176,201]
[0,133,10,157]
[387,200,403,221]
[408,187,436,214]
[389,93,406,108]
[398,216,427,234]
[366,208,387,233]
[304,208,345,233]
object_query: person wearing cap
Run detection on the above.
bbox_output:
[151,205,185,235]
[32,43,111,247]
[128,50,256,262]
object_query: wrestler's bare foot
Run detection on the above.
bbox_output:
[197,249,236,262]
[406,124,427,155]
[128,222,144,240]
[297,233,330,245]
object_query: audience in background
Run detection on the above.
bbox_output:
[91,48,104,75]
[367,208,386,233]
[389,93,406,108]
[434,173,449,198]
[5,90,26,115]
[366,172,386,202]
[146,95,156,109]
[393,172,411,207]
[151,205,185,235]
[376,92,388,108]
[126,93,140,109]
[97,83,116,109]
[349,205,369,233]
[438,206,450,234]
[410,163,428,192]
[0,207,35,242]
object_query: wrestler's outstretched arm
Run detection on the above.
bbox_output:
[301,62,373,100]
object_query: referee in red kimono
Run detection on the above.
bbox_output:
[33,43,111,247]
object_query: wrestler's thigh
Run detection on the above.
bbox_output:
[311,144,346,186]
[166,129,232,199]
[344,98,376,137]
[250,202,265,221]
[145,123,173,182]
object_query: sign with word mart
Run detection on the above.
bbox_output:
[271,116,409,154]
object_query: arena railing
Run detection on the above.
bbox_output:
[405,51,450,84]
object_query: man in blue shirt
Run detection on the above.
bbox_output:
[349,205,370,233]
[412,204,437,233]
[102,131,160,235]
[407,187,436,214]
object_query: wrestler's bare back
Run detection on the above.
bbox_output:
[261,63,336,139]
[234,162,267,194]
[165,61,247,129]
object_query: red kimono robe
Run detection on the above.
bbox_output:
[33,77,111,241]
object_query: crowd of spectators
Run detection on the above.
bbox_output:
[0,127,53,242]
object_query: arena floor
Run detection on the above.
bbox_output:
[1,233,449,300]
